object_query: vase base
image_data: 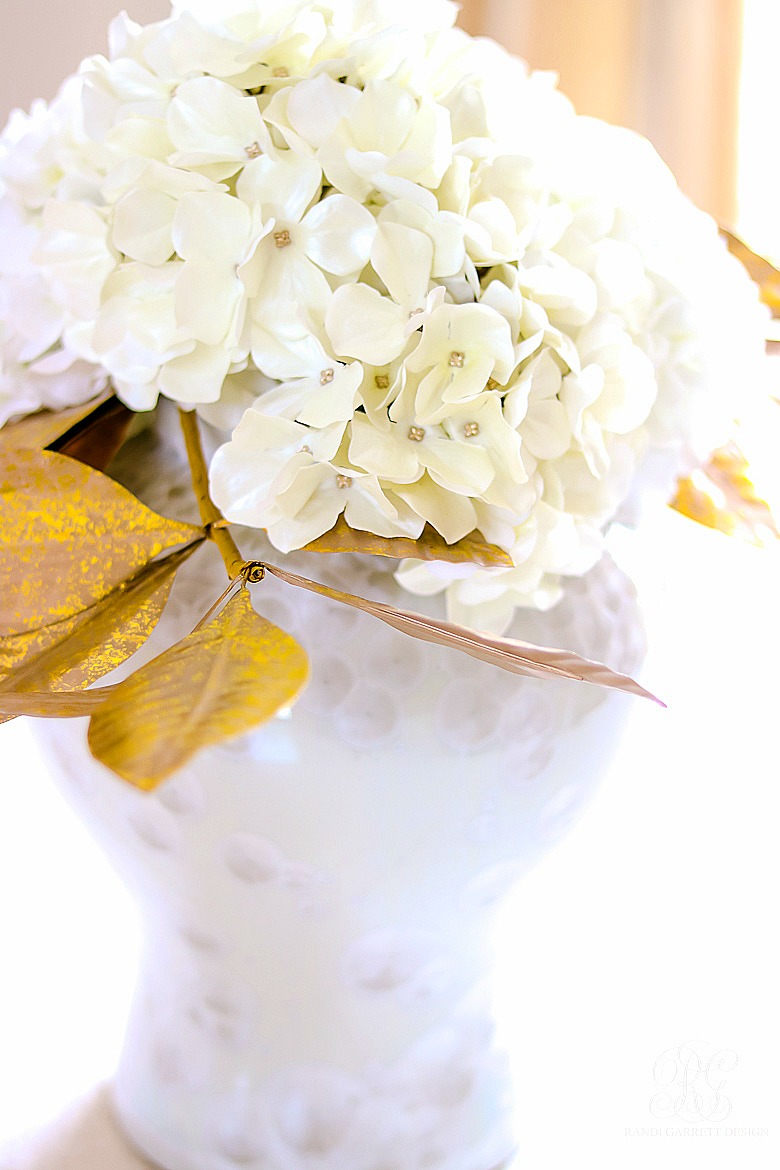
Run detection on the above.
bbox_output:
[113,1079,518,1170]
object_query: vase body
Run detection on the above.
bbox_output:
[23,410,646,1170]
[33,526,644,1170]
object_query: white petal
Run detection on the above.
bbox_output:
[250,314,328,380]
[296,361,364,427]
[371,221,433,310]
[168,77,271,175]
[350,81,419,155]
[301,195,377,277]
[158,344,232,403]
[326,284,407,366]
[173,191,254,265]
[519,263,598,328]
[591,345,658,434]
[253,248,332,322]
[421,436,494,495]
[113,377,159,411]
[113,188,176,266]
[286,75,361,149]
[237,153,322,224]
[521,400,571,459]
[348,413,421,482]
[394,477,478,544]
[34,203,116,319]
[175,262,245,346]
[344,478,408,535]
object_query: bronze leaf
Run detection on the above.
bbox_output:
[263,562,663,705]
[52,395,134,471]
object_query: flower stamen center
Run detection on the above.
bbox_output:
[245,142,263,160]
[320,368,335,385]
[336,474,352,489]
[408,426,425,442]
[449,351,466,368]
[464,421,480,438]
[274,230,292,248]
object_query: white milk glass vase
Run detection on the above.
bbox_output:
[31,424,646,1170]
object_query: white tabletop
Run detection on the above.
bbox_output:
[1,509,779,1170]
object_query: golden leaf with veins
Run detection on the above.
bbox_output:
[0,446,201,636]
[264,562,663,705]
[0,542,203,725]
[0,391,115,452]
[88,588,310,790]
[303,517,514,567]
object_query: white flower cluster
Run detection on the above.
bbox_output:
[0,0,767,630]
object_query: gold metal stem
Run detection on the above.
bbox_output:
[178,409,246,579]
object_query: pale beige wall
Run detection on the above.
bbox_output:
[0,0,170,122]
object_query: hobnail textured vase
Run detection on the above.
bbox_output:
[32,427,646,1170]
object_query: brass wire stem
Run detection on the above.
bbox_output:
[179,409,247,580]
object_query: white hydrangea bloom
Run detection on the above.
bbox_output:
[0,0,768,630]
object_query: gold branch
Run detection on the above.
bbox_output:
[179,409,246,580]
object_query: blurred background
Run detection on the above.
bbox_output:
[1,0,778,256]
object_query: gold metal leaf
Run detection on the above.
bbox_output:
[672,443,779,545]
[0,542,203,724]
[721,228,780,317]
[87,588,311,790]
[303,517,514,568]
[0,446,202,636]
[0,391,116,453]
[264,562,663,705]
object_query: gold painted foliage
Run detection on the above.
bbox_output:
[672,443,779,545]
[722,229,780,317]
[0,543,202,727]
[304,516,514,567]
[0,445,200,635]
[88,588,311,790]
[0,548,661,786]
